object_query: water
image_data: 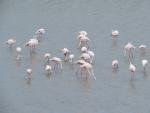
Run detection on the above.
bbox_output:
[1,0,150,113]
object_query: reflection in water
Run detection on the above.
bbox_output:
[128,80,136,94]
[79,79,91,95]
[26,78,32,85]
[143,71,148,80]
[15,59,21,67]
[111,39,118,50]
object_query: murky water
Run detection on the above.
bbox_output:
[1,0,150,113]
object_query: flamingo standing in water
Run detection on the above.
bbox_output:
[68,54,75,63]
[34,28,45,41]
[45,65,52,74]
[142,59,148,71]
[129,62,136,80]
[77,35,90,48]
[75,60,96,80]
[26,68,32,79]
[16,47,22,60]
[112,60,119,69]
[60,48,70,62]
[80,47,95,63]
[79,31,87,36]
[124,42,136,59]
[6,38,16,47]
[111,30,119,39]
[44,53,51,64]
[139,45,146,55]
[80,53,91,63]
[50,57,63,70]
[24,38,39,53]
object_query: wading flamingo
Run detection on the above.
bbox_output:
[129,62,136,80]
[60,48,70,62]
[16,47,22,60]
[142,59,148,71]
[6,38,16,47]
[50,57,63,70]
[35,28,45,41]
[112,60,119,69]
[124,42,136,58]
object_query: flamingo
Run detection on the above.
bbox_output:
[142,59,148,71]
[45,65,52,74]
[68,54,75,63]
[6,38,16,47]
[50,57,63,70]
[80,53,91,63]
[124,42,136,58]
[16,47,22,60]
[139,45,146,55]
[77,35,90,48]
[60,48,70,61]
[80,47,95,63]
[35,28,45,41]
[87,50,95,63]
[75,60,96,80]
[79,31,87,36]
[24,38,39,53]
[112,60,119,69]
[129,62,136,80]
[44,53,51,64]
[26,68,32,79]
[111,30,119,38]
[81,46,88,53]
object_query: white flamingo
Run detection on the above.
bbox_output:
[129,62,136,80]
[139,45,146,55]
[79,31,87,36]
[68,54,75,63]
[80,53,91,63]
[111,30,119,39]
[24,38,39,53]
[50,57,63,70]
[35,28,45,41]
[142,59,148,71]
[60,48,70,61]
[45,65,52,74]
[80,47,95,63]
[124,42,136,58]
[75,60,96,80]
[26,68,32,79]
[6,38,16,47]
[78,35,90,48]
[16,47,22,60]
[44,53,51,64]
[112,60,119,69]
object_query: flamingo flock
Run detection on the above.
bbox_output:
[6,29,96,80]
[111,30,149,80]
[5,28,149,81]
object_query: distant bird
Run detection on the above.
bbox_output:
[80,47,95,63]
[68,54,75,63]
[112,60,119,69]
[45,65,52,74]
[44,53,51,64]
[124,42,136,58]
[139,45,146,55]
[24,38,39,53]
[35,28,45,41]
[16,47,22,60]
[129,62,136,80]
[75,61,96,80]
[80,53,91,63]
[78,31,87,36]
[77,35,90,48]
[142,59,148,71]
[87,50,95,63]
[81,46,88,53]
[6,38,16,47]
[60,48,70,62]
[50,57,62,70]
[26,68,32,79]
[111,30,119,38]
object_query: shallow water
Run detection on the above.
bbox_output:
[1,0,150,113]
